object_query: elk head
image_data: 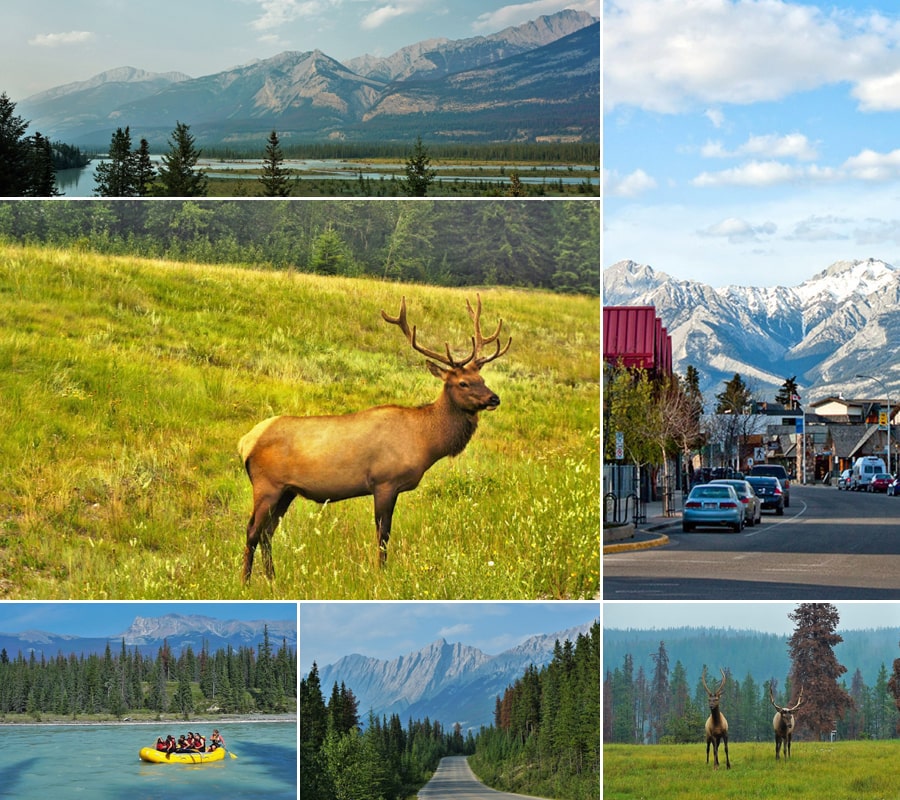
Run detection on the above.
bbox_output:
[702,666,727,712]
[770,685,804,719]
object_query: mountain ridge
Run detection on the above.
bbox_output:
[17,11,598,146]
[603,258,900,402]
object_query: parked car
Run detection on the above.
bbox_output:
[748,464,791,507]
[850,456,887,491]
[745,476,786,516]
[682,484,745,532]
[889,478,900,496]
[868,473,894,493]
[837,469,852,490]
[710,479,762,527]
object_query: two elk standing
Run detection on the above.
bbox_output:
[703,667,804,770]
[238,295,511,582]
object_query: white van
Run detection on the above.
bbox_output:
[850,456,887,490]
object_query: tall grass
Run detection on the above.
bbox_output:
[604,741,900,800]
[0,243,599,599]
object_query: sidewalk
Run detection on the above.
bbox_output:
[603,497,681,554]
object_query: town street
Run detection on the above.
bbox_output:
[604,485,900,599]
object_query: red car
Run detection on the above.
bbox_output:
[868,473,894,493]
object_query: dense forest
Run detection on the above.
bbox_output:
[470,621,600,800]
[604,636,900,745]
[0,626,296,720]
[0,199,598,295]
[300,664,474,800]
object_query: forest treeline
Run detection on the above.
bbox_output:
[301,622,599,800]
[605,643,900,745]
[470,621,600,800]
[300,663,474,800]
[0,199,599,295]
[0,626,296,720]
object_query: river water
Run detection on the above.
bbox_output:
[0,721,296,799]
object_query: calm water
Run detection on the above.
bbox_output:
[0,721,296,799]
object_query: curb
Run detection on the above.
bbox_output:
[603,532,670,554]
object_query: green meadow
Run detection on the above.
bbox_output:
[0,243,599,600]
[604,741,900,800]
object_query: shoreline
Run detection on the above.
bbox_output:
[0,713,297,727]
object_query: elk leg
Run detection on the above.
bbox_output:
[260,490,296,580]
[243,485,287,583]
[775,737,781,759]
[723,735,730,769]
[373,487,398,566]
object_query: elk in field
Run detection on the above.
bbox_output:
[703,667,731,770]
[770,685,803,760]
[238,294,511,582]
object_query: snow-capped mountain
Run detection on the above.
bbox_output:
[0,614,296,659]
[314,622,596,731]
[603,258,900,402]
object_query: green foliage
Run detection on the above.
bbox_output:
[155,121,208,196]
[402,136,437,196]
[0,634,296,720]
[0,241,598,599]
[470,622,600,800]
[259,130,293,197]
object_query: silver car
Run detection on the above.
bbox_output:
[682,484,745,533]
[710,479,762,527]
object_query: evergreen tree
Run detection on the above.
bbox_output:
[94,127,138,197]
[27,132,59,196]
[776,376,801,409]
[715,372,752,414]
[134,138,156,196]
[648,641,670,743]
[402,136,436,196]
[0,93,32,195]
[156,121,208,196]
[259,130,293,196]
[787,603,853,740]
[310,225,353,275]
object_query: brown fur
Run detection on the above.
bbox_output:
[771,687,803,760]
[239,296,510,582]
[703,667,730,770]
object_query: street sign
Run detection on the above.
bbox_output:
[615,431,624,460]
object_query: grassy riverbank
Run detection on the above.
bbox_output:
[0,243,599,599]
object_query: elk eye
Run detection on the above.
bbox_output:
[458,381,469,388]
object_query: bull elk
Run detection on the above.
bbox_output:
[771,685,803,760]
[238,294,511,582]
[703,667,731,770]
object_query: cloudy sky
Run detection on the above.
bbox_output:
[604,0,900,288]
[2,0,599,101]
[0,602,297,637]
[605,601,900,635]
[299,602,600,674]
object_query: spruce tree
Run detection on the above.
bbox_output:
[0,93,32,195]
[402,135,436,196]
[94,126,137,196]
[27,131,59,196]
[156,121,208,196]
[259,129,293,196]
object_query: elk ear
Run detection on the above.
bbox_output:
[426,361,449,380]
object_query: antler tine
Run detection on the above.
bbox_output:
[718,668,727,693]
[382,297,471,368]
[702,666,711,694]
[466,293,512,367]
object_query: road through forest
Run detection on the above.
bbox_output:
[417,756,552,800]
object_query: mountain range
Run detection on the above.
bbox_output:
[0,613,297,659]
[314,621,597,731]
[603,258,900,403]
[17,11,599,147]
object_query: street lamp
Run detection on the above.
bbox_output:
[857,374,892,474]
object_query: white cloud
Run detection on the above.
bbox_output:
[698,217,777,244]
[786,215,851,242]
[603,0,895,113]
[473,0,599,33]
[362,4,406,29]
[692,160,805,188]
[702,133,819,162]
[28,31,94,47]
[250,0,323,31]
[842,148,900,181]
[705,108,725,129]
[603,167,657,197]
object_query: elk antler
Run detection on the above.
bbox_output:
[789,686,804,711]
[466,293,512,367]
[381,297,475,368]
[703,667,726,695]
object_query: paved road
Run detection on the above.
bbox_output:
[418,757,551,800]
[604,484,900,599]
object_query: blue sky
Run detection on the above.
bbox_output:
[299,602,600,674]
[604,0,900,288]
[605,602,900,636]
[2,0,599,101]
[0,602,297,638]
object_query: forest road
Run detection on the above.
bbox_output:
[417,756,554,800]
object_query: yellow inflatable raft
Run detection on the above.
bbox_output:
[139,746,226,764]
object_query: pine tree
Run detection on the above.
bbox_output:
[27,132,59,196]
[402,135,436,196]
[776,376,801,409]
[259,130,293,196]
[94,127,138,197]
[156,121,208,196]
[134,138,156,196]
[787,603,853,740]
[715,372,752,414]
[0,93,32,195]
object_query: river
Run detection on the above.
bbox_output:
[0,720,296,799]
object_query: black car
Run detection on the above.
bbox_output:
[748,464,791,507]
[745,476,785,516]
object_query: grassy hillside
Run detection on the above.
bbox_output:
[0,243,599,599]
[604,741,900,800]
